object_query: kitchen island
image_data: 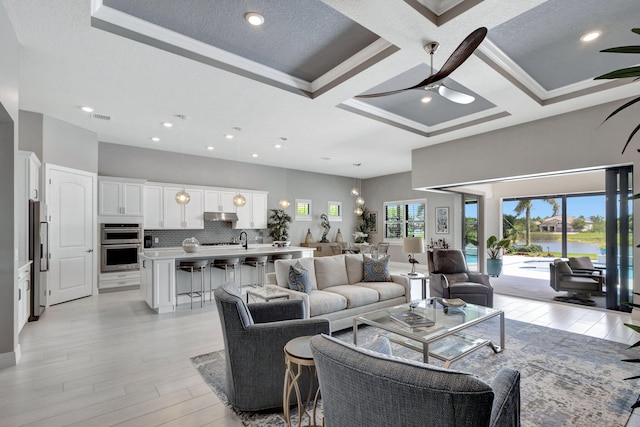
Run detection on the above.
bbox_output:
[140,244,314,313]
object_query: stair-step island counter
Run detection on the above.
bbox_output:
[140,245,314,313]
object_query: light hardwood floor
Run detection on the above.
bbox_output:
[1,281,637,427]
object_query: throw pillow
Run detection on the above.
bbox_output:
[362,255,392,282]
[555,260,573,275]
[569,256,594,270]
[288,260,312,293]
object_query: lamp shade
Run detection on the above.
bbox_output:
[403,237,425,254]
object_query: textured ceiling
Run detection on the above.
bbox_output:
[3,0,640,179]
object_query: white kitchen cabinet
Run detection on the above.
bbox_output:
[162,187,204,229]
[204,190,237,213]
[99,270,140,290]
[19,151,41,201]
[143,185,164,229]
[233,192,268,229]
[17,262,31,332]
[99,178,144,216]
[140,257,175,313]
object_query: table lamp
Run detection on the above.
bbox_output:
[403,237,425,276]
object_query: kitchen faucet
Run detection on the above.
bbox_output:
[239,231,248,250]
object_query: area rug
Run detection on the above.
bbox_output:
[191,318,639,426]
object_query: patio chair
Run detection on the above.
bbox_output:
[549,259,604,306]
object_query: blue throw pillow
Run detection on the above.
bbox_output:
[363,255,392,282]
[288,261,312,293]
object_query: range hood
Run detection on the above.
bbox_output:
[204,212,239,222]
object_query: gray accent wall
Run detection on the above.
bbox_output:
[361,171,458,265]
[1,0,20,367]
[98,142,361,246]
[18,111,43,159]
[42,115,98,173]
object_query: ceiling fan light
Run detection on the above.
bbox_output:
[245,12,264,26]
[233,193,246,207]
[421,95,432,104]
[175,189,190,205]
[278,198,291,209]
[580,31,600,42]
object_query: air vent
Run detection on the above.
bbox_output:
[92,113,111,121]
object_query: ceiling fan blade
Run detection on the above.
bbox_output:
[356,88,410,98]
[355,27,487,99]
[438,85,475,104]
[408,27,488,90]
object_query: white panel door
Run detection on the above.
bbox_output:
[48,166,95,305]
[219,191,237,212]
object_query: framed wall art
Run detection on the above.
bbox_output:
[368,211,378,234]
[435,207,449,234]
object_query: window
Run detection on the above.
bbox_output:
[384,200,425,241]
[327,201,342,221]
[295,199,312,221]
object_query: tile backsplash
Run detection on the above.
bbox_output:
[144,221,265,248]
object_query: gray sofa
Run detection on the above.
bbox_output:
[310,334,521,427]
[265,254,410,331]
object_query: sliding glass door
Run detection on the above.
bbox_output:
[463,195,480,271]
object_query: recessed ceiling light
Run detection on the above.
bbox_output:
[207,146,214,151]
[225,134,234,139]
[251,153,259,158]
[81,106,94,113]
[151,137,160,142]
[274,144,282,149]
[421,95,432,104]
[580,31,601,42]
[245,12,264,26]
[162,122,173,128]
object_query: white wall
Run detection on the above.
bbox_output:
[0,0,20,367]
[42,115,98,173]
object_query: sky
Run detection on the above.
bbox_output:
[503,195,606,219]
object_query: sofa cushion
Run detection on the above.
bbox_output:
[323,285,379,308]
[357,282,406,301]
[444,272,470,284]
[569,256,594,270]
[275,257,317,290]
[433,249,467,274]
[345,254,364,284]
[363,255,392,282]
[314,255,349,290]
[555,259,573,275]
[308,290,348,317]
[288,261,312,293]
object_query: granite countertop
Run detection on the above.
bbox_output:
[141,244,314,260]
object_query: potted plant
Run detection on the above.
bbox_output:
[486,235,511,277]
[267,209,291,246]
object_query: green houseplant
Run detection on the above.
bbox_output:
[267,209,291,243]
[486,235,511,277]
[596,28,640,409]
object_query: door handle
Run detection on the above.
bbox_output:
[86,249,93,253]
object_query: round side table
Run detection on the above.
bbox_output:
[283,335,322,427]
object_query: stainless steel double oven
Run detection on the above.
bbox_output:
[100,223,142,272]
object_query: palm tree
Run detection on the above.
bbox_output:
[513,198,559,245]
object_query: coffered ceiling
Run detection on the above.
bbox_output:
[3,0,639,178]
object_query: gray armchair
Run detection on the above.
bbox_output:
[214,282,330,412]
[310,334,521,427]
[550,259,604,306]
[428,249,494,307]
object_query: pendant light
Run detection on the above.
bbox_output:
[350,176,360,196]
[354,206,363,216]
[355,178,365,206]
[175,115,190,205]
[278,167,290,209]
[232,129,246,207]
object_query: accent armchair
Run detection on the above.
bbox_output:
[213,282,330,411]
[549,259,604,306]
[428,249,494,307]
[310,334,521,427]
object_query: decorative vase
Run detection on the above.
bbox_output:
[487,259,503,277]
[182,237,200,253]
[335,229,343,243]
[305,228,313,244]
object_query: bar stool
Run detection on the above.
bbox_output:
[242,255,268,288]
[268,253,293,273]
[210,257,240,295]
[176,259,208,309]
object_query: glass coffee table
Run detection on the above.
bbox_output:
[353,299,504,368]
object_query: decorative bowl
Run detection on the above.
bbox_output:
[273,241,291,248]
[182,237,200,253]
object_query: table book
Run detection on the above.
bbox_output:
[389,311,435,328]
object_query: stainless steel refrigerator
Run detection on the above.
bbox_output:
[28,199,48,321]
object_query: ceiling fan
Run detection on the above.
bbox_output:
[356,27,488,104]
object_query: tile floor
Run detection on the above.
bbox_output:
[1,277,638,426]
